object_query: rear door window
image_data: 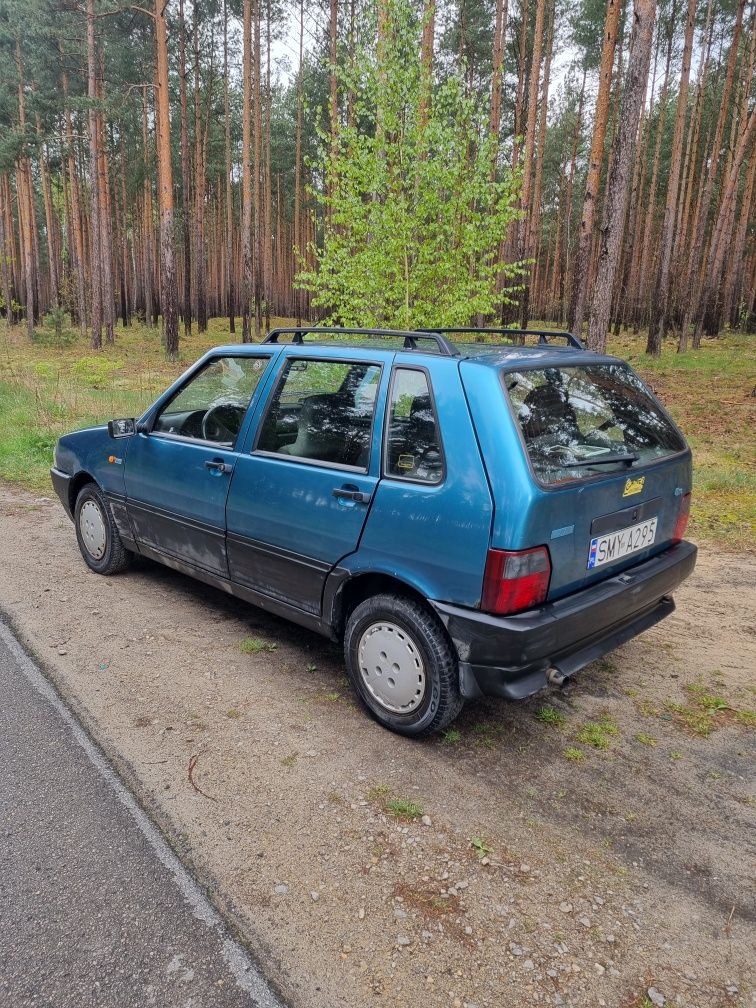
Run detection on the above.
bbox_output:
[384,368,444,484]
[255,358,381,469]
[505,363,686,485]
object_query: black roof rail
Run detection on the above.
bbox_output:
[263,326,460,357]
[417,327,585,350]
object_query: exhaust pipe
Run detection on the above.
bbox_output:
[547,668,568,687]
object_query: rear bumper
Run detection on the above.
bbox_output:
[50,467,73,519]
[431,540,697,701]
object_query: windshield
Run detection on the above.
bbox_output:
[505,363,686,485]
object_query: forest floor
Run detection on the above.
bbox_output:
[0,484,754,1008]
[0,318,753,548]
[0,318,754,1007]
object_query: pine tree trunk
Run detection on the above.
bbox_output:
[569,0,622,337]
[178,0,192,336]
[223,0,235,332]
[529,3,554,316]
[293,0,304,324]
[679,0,745,350]
[692,108,755,342]
[0,176,13,323]
[518,0,547,330]
[253,0,263,340]
[154,0,179,358]
[85,7,102,348]
[647,0,696,353]
[489,0,509,164]
[241,0,253,342]
[193,7,208,334]
[587,0,657,353]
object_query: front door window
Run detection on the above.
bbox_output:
[153,356,268,446]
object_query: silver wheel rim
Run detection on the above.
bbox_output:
[357,621,426,715]
[79,500,107,560]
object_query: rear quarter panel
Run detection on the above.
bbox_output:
[356,356,493,607]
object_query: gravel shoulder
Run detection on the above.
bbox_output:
[2,483,754,1008]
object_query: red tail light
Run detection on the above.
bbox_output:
[672,492,691,543]
[481,546,551,615]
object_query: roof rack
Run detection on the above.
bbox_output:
[417,327,585,350]
[263,326,460,357]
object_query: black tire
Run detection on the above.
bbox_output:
[74,483,132,575]
[343,592,464,737]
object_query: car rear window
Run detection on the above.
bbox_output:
[504,363,686,485]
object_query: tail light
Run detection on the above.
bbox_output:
[482,546,551,615]
[672,492,691,543]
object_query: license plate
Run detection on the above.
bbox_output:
[587,517,657,569]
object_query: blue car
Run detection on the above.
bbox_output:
[51,327,697,737]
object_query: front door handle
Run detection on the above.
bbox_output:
[205,458,230,474]
[332,487,371,504]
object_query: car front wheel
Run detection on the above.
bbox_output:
[343,592,464,737]
[74,483,132,575]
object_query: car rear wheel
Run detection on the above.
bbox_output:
[343,592,463,737]
[74,483,132,575]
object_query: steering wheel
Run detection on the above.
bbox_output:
[201,402,244,444]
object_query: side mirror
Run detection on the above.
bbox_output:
[107,418,136,438]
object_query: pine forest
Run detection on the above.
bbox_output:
[0,0,753,356]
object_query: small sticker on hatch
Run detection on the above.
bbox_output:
[623,476,645,497]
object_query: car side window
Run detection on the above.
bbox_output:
[153,356,268,446]
[256,358,381,469]
[384,368,444,484]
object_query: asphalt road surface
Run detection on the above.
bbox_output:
[0,620,285,1008]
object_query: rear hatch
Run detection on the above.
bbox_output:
[501,360,692,600]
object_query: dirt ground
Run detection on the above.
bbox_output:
[1,482,754,1008]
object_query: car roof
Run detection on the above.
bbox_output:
[205,339,622,370]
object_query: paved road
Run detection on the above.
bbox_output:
[0,620,285,1008]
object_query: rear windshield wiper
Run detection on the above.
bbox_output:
[564,452,639,468]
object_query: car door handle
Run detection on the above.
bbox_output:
[332,487,371,504]
[205,459,230,474]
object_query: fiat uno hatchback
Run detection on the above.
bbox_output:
[51,327,697,737]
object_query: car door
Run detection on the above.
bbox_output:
[225,350,392,615]
[125,352,275,578]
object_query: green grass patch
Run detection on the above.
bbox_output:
[535,705,567,728]
[440,728,462,745]
[385,798,424,820]
[563,746,586,762]
[240,637,278,654]
[576,718,619,750]
[634,732,657,746]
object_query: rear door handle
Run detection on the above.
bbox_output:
[332,487,371,504]
[205,458,230,474]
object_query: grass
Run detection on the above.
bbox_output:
[385,797,424,820]
[576,716,619,750]
[240,637,278,654]
[563,747,586,762]
[661,680,755,737]
[634,732,657,746]
[0,318,753,549]
[535,705,567,728]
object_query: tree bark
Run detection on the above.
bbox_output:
[647,0,696,352]
[679,0,745,350]
[587,0,657,353]
[178,0,192,336]
[154,0,179,358]
[518,0,547,329]
[241,0,253,342]
[569,0,622,337]
[223,0,235,332]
